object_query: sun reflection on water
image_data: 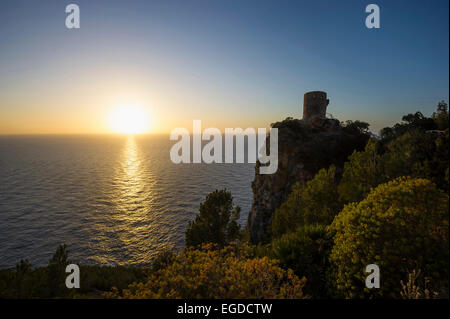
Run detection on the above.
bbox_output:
[107,135,157,264]
[122,136,142,194]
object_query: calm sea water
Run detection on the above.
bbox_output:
[0,135,254,268]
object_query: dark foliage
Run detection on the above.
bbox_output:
[185,189,241,247]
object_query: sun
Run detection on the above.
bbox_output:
[109,104,150,134]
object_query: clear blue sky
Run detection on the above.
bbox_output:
[0,0,448,133]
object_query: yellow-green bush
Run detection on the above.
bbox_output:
[106,243,306,299]
[330,177,449,298]
[272,165,341,238]
[338,138,387,203]
[272,224,333,298]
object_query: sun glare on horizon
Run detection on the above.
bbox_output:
[109,104,151,134]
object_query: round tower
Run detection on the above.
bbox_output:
[302,91,329,121]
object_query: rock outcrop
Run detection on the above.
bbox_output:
[246,117,369,243]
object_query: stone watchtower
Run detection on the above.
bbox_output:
[302,91,329,121]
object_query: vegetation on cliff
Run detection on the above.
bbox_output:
[1,102,448,299]
[271,165,342,238]
[247,116,370,243]
[330,177,449,298]
[266,102,449,298]
[0,245,146,298]
[185,189,241,247]
[106,243,306,299]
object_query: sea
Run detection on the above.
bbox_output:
[0,135,255,268]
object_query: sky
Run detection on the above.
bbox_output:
[0,0,448,134]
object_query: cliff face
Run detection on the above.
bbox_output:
[246,117,369,243]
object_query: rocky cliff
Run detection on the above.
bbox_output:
[246,117,370,243]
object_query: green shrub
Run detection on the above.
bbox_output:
[185,189,241,247]
[272,224,333,298]
[338,138,387,203]
[0,245,146,298]
[46,244,73,298]
[272,165,341,238]
[383,129,449,191]
[150,247,177,272]
[330,177,449,298]
[79,265,146,295]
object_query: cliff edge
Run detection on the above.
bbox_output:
[246,117,369,243]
